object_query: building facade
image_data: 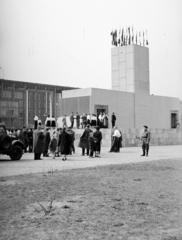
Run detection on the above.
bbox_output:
[58,44,182,131]
[0,79,76,129]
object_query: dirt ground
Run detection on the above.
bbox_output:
[0,159,182,240]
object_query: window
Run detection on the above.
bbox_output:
[14,91,23,99]
[2,90,12,98]
[171,112,178,128]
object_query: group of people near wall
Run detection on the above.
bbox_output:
[58,112,117,129]
[79,125,103,157]
[33,124,104,160]
[33,126,75,161]
[6,113,150,160]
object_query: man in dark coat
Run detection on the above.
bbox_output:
[33,127,45,160]
[111,112,116,128]
[58,127,71,161]
[93,126,102,157]
[79,124,92,156]
[43,128,51,157]
[66,127,75,154]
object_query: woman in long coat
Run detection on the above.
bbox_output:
[33,127,45,160]
[58,127,71,161]
[93,126,102,157]
[79,124,92,156]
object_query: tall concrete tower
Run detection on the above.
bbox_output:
[111,44,150,95]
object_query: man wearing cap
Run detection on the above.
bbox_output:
[141,125,150,156]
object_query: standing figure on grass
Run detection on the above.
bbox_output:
[93,126,102,157]
[141,125,150,157]
[79,124,92,156]
[58,127,71,161]
[49,131,58,159]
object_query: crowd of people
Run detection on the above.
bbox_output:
[5,112,150,160]
[59,112,117,129]
[32,124,104,160]
[33,126,75,160]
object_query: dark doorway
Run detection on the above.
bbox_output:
[95,105,108,115]
[171,112,178,128]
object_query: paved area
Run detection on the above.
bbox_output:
[0,145,182,177]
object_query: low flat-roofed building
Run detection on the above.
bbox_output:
[58,43,182,137]
[0,79,76,129]
[59,87,182,130]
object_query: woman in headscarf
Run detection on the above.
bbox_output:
[110,127,121,152]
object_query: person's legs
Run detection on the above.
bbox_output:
[86,148,89,156]
[141,143,145,156]
[146,144,149,156]
[82,148,85,156]
[89,148,93,157]
[35,153,41,160]
[72,143,75,154]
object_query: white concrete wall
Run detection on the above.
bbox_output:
[112,45,135,92]
[111,45,149,95]
[90,88,135,129]
[62,88,92,98]
[134,45,150,94]
[58,87,182,132]
[73,128,182,148]
[135,94,182,129]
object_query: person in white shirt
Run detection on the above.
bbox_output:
[110,127,122,152]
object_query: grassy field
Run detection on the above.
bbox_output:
[0,159,182,240]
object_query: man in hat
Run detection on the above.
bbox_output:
[141,125,150,156]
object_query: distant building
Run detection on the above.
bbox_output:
[0,79,76,129]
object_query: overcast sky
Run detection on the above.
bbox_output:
[0,0,182,99]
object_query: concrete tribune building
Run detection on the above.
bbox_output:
[59,44,182,145]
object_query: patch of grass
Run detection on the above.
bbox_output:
[0,159,182,240]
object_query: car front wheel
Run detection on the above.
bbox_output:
[10,145,23,160]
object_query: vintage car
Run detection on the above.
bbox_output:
[0,123,24,160]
